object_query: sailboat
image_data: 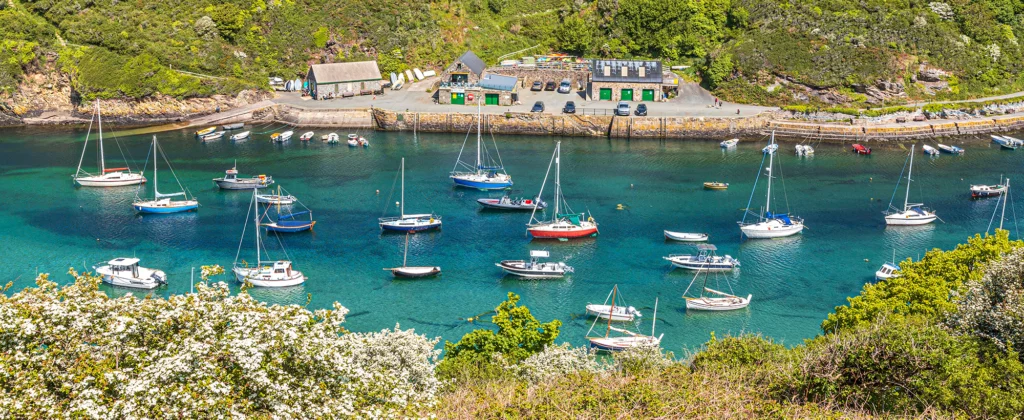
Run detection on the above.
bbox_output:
[738,131,805,238]
[232,189,306,287]
[261,187,316,233]
[884,145,937,226]
[73,101,147,187]
[384,233,441,278]
[681,262,752,311]
[132,136,199,214]
[527,141,598,239]
[450,101,513,189]
[379,158,442,232]
[586,286,661,352]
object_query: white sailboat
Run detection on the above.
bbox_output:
[384,233,441,278]
[73,101,146,187]
[526,141,598,239]
[450,101,513,189]
[586,286,661,352]
[379,158,442,232]
[884,145,937,226]
[232,189,306,287]
[738,131,805,238]
[132,136,199,214]
[682,264,751,311]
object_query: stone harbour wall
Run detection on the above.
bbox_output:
[767,114,1024,141]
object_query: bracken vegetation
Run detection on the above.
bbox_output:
[4,0,1024,106]
[2,234,1024,417]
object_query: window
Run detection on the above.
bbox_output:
[639,66,646,78]
[621,66,628,77]
[603,66,610,77]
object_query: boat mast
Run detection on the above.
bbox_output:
[403,233,410,268]
[75,106,96,177]
[152,136,158,194]
[476,100,482,171]
[764,132,774,217]
[253,189,261,264]
[97,101,105,173]
[1001,178,1010,230]
[651,297,658,337]
[400,158,405,218]
[605,284,616,338]
[553,141,561,220]
[904,145,915,210]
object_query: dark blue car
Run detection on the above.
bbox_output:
[532,101,545,113]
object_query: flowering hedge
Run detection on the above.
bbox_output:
[0,268,440,418]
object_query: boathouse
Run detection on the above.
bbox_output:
[588,59,665,102]
[306,61,383,99]
[437,51,518,105]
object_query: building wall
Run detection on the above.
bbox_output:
[309,78,382,98]
[589,82,665,102]
[441,60,483,84]
[437,87,516,106]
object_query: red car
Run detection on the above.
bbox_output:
[852,144,872,155]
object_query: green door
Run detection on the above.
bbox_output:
[642,89,655,101]
[621,89,633,101]
[485,93,499,105]
[451,92,465,105]
[599,88,612,101]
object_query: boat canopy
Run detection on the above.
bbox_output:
[530,250,550,258]
[558,213,582,225]
[765,212,793,225]
[108,257,140,266]
[696,244,718,251]
[103,167,130,173]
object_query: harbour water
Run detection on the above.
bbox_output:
[1,125,1019,352]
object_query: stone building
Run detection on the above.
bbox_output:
[306,61,383,99]
[588,59,664,102]
[437,51,518,106]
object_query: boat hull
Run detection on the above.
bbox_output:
[452,176,514,190]
[585,305,639,322]
[587,336,660,352]
[391,266,441,278]
[664,231,708,242]
[379,218,442,232]
[265,221,315,233]
[214,180,273,190]
[75,173,147,187]
[95,266,165,289]
[233,266,305,287]
[684,295,752,311]
[477,198,545,211]
[133,200,199,214]
[496,262,568,279]
[740,222,804,239]
[884,213,937,225]
[667,261,736,272]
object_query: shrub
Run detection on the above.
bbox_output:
[511,343,603,383]
[948,246,1024,356]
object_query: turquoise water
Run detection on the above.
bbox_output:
[1,125,1019,352]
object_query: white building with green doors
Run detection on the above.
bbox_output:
[588,59,665,102]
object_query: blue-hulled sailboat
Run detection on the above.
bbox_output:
[132,136,199,214]
[450,101,513,190]
[380,158,442,232]
[264,211,316,232]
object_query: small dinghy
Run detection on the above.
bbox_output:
[496,250,573,279]
[663,244,739,271]
[195,127,216,137]
[991,135,1019,150]
[477,195,546,211]
[971,183,1007,198]
[200,131,225,142]
[299,131,315,141]
[852,144,872,155]
[720,138,738,148]
[256,192,298,205]
[875,263,899,281]
[264,211,316,233]
[762,143,778,154]
[664,231,708,242]
[231,131,251,141]
[795,144,814,156]
[359,137,370,147]
[922,145,939,155]
[682,262,752,311]
[94,258,167,289]
[271,131,294,143]
[385,233,441,279]
[324,133,340,144]
[937,144,964,154]
[703,182,728,190]
[222,123,245,130]
[347,134,359,147]
[586,287,642,321]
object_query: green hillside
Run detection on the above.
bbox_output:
[2,0,1023,106]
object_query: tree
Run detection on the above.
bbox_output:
[556,14,593,55]
[949,245,1024,357]
[437,292,561,381]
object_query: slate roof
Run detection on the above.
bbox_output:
[309,61,382,84]
[456,51,486,77]
[591,60,663,83]
[479,74,517,91]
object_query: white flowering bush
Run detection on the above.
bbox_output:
[949,248,1024,356]
[0,268,440,419]
[510,343,604,383]
[613,343,674,375]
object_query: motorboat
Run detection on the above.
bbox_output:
[703,182,728,190]
[256,193,297,205]
[222,123,244,130]
[213,164,274,190]
[884,145,937,226]
[477,196,546,211]
[94,258,166,289]
[200,131,225,142]
[527,142,598,239]
[233,190,306,287]
[133,136,199,214]
[720,138,739,148]
[852,144,872,155]
[496,250,573,279]
[971,183,1007,198]
[271,130,294,142]
[195,127,216,137]
[663,231,708,242]
[72,101,147,187]
[762,143,778,154]
[379,158,442,232]
[299,131,315,141]
[991,135,1019,150]
[264,211,315,233]
[875,262,899,281]
[359,137,370,147]
[922,145,939,155]
[937,144,964,154]
[586,304,641,322]
[231,131,251,141]
[663,244,739,271]
[385,233,441,279]
[451,101,513,189]
[347,134,359,147]
[739,132,805,238]
[324,133,340,144]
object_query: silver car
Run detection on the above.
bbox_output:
[615,101,630,116]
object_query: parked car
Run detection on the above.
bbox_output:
[615,101,630,116]
[544,81,556,91]
[558,79,572,93]
[532,101,545,113]
[563,101,576,114]
[531,81,543,91]
[635,103,648,116]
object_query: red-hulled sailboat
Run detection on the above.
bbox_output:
[526,141,598,239]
